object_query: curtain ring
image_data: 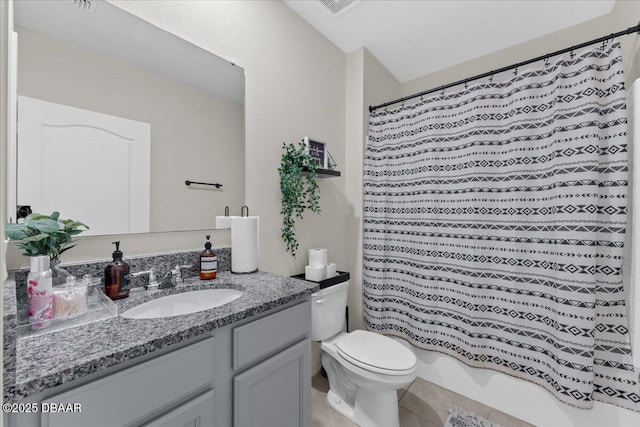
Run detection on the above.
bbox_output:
[440,86,445,96]
[544,56,550,67]
[513,66,518,76]
[570,50,575,59]
[464,82,468,89]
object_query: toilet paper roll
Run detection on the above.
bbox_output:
[231,216,259,273]
[326,262,337,278]
[305,265,327,282]
[308,248,328,267]
[215,216,232,229]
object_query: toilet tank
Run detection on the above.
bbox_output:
[311,281,349,341]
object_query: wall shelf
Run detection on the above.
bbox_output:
[291,271,350,290]
[302,167,341,178]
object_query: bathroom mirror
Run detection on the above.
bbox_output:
[11,0,245,236]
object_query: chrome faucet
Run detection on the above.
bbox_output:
[134,265,193,291]
[132,268,159,290]
[175,265,194,284]
[158,268,180,289]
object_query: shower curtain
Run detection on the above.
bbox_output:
[363,41,640,410]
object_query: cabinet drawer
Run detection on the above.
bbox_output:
[143,390,214,427]
[42,337,215,427]
[233,301,310,371]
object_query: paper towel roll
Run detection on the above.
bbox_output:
[231,216,259,273]
[326,262,337,278]
[308,248,328,267]
[305,265,327,282]
[216,216,232,229]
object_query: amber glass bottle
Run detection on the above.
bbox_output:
[104,241,130,300]
[200,235,217,280]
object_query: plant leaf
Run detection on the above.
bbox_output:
[29,219,60,234]
[4,223,28,240]
[23,212,49,224]
[22,233,49,243]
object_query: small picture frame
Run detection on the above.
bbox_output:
[303,136,327,169]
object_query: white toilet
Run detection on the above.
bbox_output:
[311,281,417,427]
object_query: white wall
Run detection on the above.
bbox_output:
[5,0,347,273]
[344,47,400,332]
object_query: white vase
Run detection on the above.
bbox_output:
[27,255,53,330]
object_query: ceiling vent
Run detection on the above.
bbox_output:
[319,0,361,16]
[64,0,97,14]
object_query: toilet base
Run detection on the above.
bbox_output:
[326,388,400,427]
[326,389,355,421]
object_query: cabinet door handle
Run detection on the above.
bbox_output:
[314,298,325,304]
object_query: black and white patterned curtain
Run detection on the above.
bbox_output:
[363,41,640,410]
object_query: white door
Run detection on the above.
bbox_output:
[17,96,150,235]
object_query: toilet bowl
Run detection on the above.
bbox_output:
[311,282,417,427]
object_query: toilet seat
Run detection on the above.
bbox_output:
[335,330,416,376]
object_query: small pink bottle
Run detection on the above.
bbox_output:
[27,255,53,330]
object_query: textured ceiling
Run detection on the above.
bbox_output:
[283,0,616,83]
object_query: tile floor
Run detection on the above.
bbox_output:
[311,373,536,427]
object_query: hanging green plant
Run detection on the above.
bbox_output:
[278,140,320,256]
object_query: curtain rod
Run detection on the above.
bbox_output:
[369,22,640,113]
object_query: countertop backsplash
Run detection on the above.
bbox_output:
[8,247,231,311]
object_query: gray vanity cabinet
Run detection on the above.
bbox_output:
[41,337,216,427]
[7,298,312,427]
[234,340,310,427]
[232,301,311,427]
[143,390,215,427]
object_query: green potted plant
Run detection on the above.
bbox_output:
[278,141,321,257]
[5,211,89,284]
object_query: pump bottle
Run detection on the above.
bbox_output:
[104,241,130,299]
[200,235,217,280]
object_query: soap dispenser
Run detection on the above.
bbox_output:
[200,235,217,280]
[104,241,130,300]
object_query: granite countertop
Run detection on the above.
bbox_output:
[3,271,318,402]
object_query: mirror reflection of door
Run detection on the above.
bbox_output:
[18,95,150,235]
[12,0,246,235]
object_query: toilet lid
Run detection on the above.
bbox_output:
[335,330,416,374]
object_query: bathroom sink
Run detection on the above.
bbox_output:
[121,289,243,319]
